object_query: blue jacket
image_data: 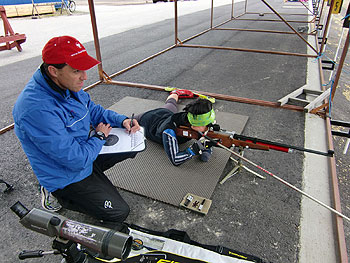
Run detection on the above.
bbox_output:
[13,67,128,192]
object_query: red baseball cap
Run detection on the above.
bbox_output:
[42,36,100,71]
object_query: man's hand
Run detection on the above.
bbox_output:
[95,122,112,137]
[122,118,140,134]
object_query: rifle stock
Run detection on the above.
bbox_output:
[175,127,270,151]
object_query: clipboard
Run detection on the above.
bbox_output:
[99,127,146,154]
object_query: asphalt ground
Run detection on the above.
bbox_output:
[0,0,348,262]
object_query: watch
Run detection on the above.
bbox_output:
[94,131,106,140]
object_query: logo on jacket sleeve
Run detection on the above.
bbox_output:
[104,200,113,209]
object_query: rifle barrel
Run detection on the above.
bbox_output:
[235,134,334,157]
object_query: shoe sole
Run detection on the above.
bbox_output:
[40,186,61,212]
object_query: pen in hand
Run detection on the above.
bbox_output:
[129,113,134,135]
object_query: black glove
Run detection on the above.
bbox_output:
[207,123,221,131]
[190,140,206,155]
[200,148,212,162]
[204,139,219,148]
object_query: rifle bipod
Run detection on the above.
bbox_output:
[220,146,265,184]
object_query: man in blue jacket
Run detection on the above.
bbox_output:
[13,36,140,229]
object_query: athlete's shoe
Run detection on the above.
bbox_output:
[170,89,198,99]
[40,186,62,212]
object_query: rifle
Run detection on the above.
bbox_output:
[175,126,334,157]
[176,126,350,222]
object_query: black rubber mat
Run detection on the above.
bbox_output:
[106,97,248,207]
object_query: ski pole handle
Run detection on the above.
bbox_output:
[19,250,45,260]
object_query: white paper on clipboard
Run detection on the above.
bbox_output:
[99,127,146,154]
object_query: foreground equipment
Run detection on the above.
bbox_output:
[10,201,132,262]
[10,201,271,263]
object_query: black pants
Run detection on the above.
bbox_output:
[134,97,178,122]
[53,152,137,229]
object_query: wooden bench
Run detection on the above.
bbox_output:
[0,6,26,52]
[3,3,56,18]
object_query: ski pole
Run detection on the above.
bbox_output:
[200,132,350,223]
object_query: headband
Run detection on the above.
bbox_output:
[187,109,216,127]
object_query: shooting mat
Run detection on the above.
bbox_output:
[106,97,248,208]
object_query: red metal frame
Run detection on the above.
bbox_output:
[0,1,348,261]
[173,0,320,57]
